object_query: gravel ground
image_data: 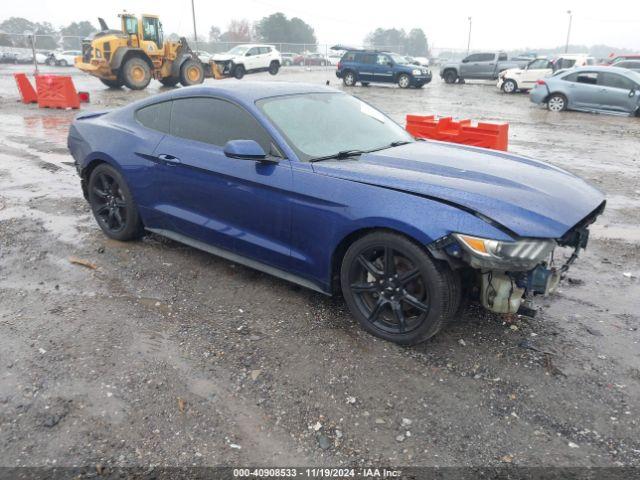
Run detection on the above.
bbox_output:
[0,64,639,471]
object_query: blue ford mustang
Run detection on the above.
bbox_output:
[68,82,605,345]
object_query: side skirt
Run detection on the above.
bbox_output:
[146,228,330,296]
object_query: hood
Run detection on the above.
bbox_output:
[501,66,523,76]
[312,142,604,239]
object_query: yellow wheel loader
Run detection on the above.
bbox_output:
[75,13,220,90]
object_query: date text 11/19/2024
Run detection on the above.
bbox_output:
[233,467,402,477]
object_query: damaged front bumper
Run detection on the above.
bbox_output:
[431,201,605,314]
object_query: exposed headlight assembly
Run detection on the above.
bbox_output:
[412,69,422,75]
[452,233,555,270]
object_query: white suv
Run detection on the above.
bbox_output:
[497,54,597,93]
[213,44,282,79]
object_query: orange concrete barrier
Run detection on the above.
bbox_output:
[406,115,509,151]
[13,73,38,104]
[35,74,81,109]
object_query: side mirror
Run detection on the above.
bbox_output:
[387,61,393,67]
[245,52,252,56]
[462,58,469,63]
[223,140,269,161]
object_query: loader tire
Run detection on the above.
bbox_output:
[122,57,152,90]
[179,59,205,86]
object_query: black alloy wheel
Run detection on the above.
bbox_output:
[88,164,144,241]
[341,232,458,345]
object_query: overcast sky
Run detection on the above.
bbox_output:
[5,0,640,51]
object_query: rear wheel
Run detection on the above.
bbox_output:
[547,93,567,112]
[99,78,123,88]
[502,79,517,93]
[343,71,356,86]
[121,57,152,90]
[88,164,144,241]
[233,64,245,79]
[340,232,459,345]
[268,61,280,75]
[179,58,205,86]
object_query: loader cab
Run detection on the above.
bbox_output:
[141,15,163,52]
[120,14,140,47]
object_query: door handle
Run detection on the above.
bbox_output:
[157,153,181,165]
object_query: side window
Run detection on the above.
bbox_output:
[124,17,137,35]
[343,52,356,62]
[259,47,270,55]
[376,54,390,65]
[599,72,635,90]
[170,97,273,153]
[478,53,496,62]
[498,53,507,61]
[246,47,259,56]
[135,101,172,133]
[465,54,481,62]
[361,54,377,64]
[576,72,598,85]
[557,58,576,69]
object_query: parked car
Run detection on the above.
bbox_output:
[280,52,296,66]
[530,66,640,115]
[440,52,529,84]
[294,53,329,66]
[68,82,605,345]
[497,55,595,93]
[212,44,281,79]
[336,49,432,88]
[51,50,81,66]
[0,52,18,64]
[607,54,640,65]
[614,60,640,73]
[411,56,430,67]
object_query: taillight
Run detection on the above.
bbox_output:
[337,61,342,69]
[536,79,546,85]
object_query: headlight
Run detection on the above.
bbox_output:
[412,69,422,75]
[452,233,555,271]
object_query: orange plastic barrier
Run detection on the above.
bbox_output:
[406,115,509,151]
[13,73,38,104]
[35,74,80,109]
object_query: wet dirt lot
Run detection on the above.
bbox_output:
[0,64,639,471]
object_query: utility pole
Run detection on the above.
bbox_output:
[466,17,472,55]
[564,10,572,53]
[191,0,199,51]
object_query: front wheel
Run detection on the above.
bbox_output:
[58,59,68,67]
[179,58,205,86]
[502,79,517,93]
[268,61,280,75]
[443,70,457,84]
[88,164,144,241]
[547,93,567,112]
[233,64,245,79]
[340,232,459,345]
[398,74,411,89]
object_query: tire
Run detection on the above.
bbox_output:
[99,78,123,88]
[88,164,144,241]
[179,58,205,86]
[121,57,152,90]
[59,59,68,67]
[233,64,245,79]
[343,70,356,87]
[502,79,517,93]
[268,61,280,75]
[547,93,567,112]
[159,76,180,87]
[46,58,56,66]
[443,70,458,84]
[340,232,459,345]
[398,74,411,89]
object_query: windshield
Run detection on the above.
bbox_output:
[257,93,413,162]
[390,54,409,64]
[228,46,250,55]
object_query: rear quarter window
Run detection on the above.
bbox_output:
[135,101,172,133]
[342,52,356,62]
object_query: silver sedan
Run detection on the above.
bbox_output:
[530,66,640,116]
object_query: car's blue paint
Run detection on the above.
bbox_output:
[68,82,605,294]
[530,65,640,115]
[335,50,432,87]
